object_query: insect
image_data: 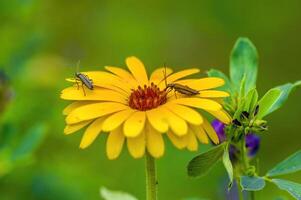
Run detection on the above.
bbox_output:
[74,61,94,96]
[162,65,200,97]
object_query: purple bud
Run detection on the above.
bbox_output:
[211,119,260,159]
[212,119,227,142]
[245,134,260,157]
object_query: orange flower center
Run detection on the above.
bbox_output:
[129,82,167,111]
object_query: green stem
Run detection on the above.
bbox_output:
[236,179,244,200]
[241,138,249,171]
[240,137,256,200]
[145,152,157,200]
[251,191,255,200]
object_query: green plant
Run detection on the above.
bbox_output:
[187,37,301,199]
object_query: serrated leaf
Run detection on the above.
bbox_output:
[233,98,246,120]
[231,74,248,120]
[244,88,258,114]
[223,143,233,188]
[207,69,232,93]
[240,176,266,191]
[267,150,301,177]
[11,124,47,161]
[239,74,247,99]
[230,37,258,94]
[272,179,301,200]
[256,88,281,119]
[187,143,225,178]
[257,82,300,119]
[100,187,138,200]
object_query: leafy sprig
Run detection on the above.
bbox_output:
[188,37,301,199]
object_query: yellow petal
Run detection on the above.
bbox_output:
[126,56,148,85]
[63,101,92,115]
[146,108,168,133]
[203,118,219,144]
[149,67,173,85]
[146,124,164,158]
[102,109,136,132]
[84,71,133,93]
[175,77,225,91]
[61,87,126,103]
[165,103,203,125]
[105,66,138,87]
[190,125,209,144]
[167,131,188,149]
[207,110,232,124]
[165,68,200,83]
[105,66,132,79]
[198,90,230,98]
[161,106,188,136]
[123,111,146,137]
[80,117,105,148]
[106,127,125,160]
[186,129,198,151]
[66,102,128,124]
[127,131,145,158]
[172,98,222,111]
[64,120,92,135]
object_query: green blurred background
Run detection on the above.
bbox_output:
[0,0,300,199]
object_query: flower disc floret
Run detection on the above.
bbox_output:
[129,83,167,111]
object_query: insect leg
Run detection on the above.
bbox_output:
[81,84,86,96]
[75,78,80,90]
[174,90,178,99]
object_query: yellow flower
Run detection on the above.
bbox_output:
[61,56,231,159]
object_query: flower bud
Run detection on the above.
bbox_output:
[212,119,260,161]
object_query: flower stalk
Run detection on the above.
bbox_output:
[238,134,256,200]
[145,152,157,200]
[240,138,249,172]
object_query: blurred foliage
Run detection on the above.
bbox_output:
[0,0,300,200]
[100,187,138,200]
[0,123,46,177]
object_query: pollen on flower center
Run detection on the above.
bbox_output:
[129,82,167,111]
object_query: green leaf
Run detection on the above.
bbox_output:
[266,150,301,177]
[294,80,301,87]
[231,74,249,120]
[272,179,301,200]
[238,74,247,99]
[240,176,266,191]
[257,82,300,119]
[207,69,232,93]
[11,124,47,161]
[230,37,258,93]
[100,187,138,200]
[244,88,258,113]
[187,143,225,178]
[223,143,233,188]
[256,88,281,119]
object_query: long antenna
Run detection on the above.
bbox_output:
[164,63,167,87]
[158,63,172,85]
